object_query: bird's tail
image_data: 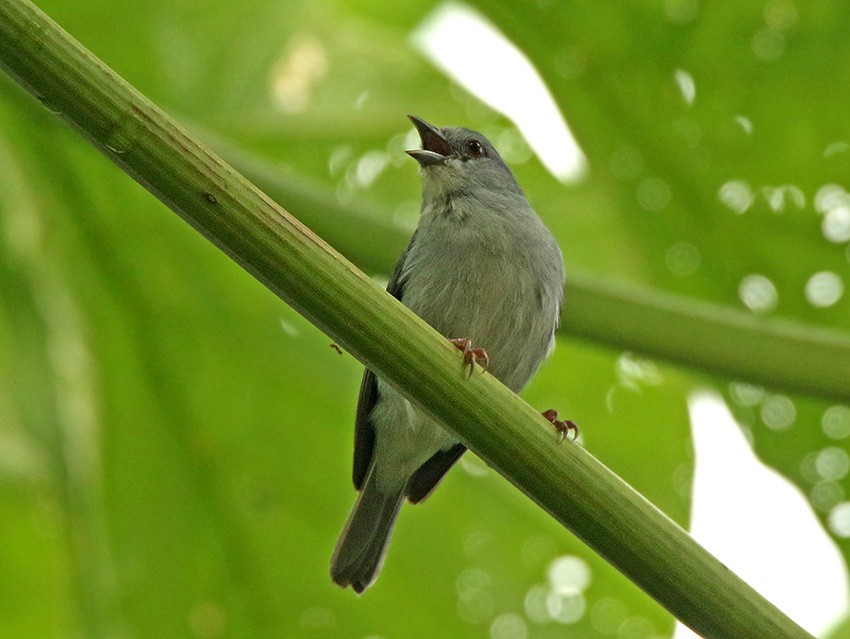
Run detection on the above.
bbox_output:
[330,467,405,594]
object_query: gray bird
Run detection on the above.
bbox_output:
[330,115,569,593]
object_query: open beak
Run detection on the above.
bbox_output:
[405,115,453,166]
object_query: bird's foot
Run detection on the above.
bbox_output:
[449,338,489,379]
[542,409,579,443]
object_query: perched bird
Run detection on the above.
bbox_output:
[330,115,571,593]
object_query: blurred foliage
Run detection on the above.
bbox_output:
[0,0,848,638]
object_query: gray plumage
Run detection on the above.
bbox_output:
[331,116,565,593]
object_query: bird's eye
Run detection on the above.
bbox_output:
[466,139,486,157]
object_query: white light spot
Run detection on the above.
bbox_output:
[764,0,799,30]
[456,567,494,624]
[520,534,556,568]
[718,180,754,213]
[735,115,754,135]
[456,566,491,594]
[760,394,796,431]
[393,200,420,231]
[764,186,785,211]
[609,146,644,180]
[618,616,656,639]
[412,2,587,182]
[664,0,699,23]
[605,385,617,413]
[729,382,765,407]
[816,447,850,482]
[805,271,844,308]
[547,555,591,595]
[402,128,421,153]
[553,46,588,80]
[800,452,822,484]
[459,453,489,477]
[354,91,369,110]
[822,405,850,440]
[463,530,494,558]
[637,177,671,211]
[762,184,805,212]
[824,141,849,157]
[352,150,389,189]
[814,184,849,213]
[270,37,328,113]
[822,205,850,243]
[490,612,527,639]
[788,185,806,208]
[674,69,696,105]
[811,482,845,513]
[828,502,850,537]
[616,353,662,390]
[546,592,586,625]
[386,130,415,160]
[523,584,551,624]
[496,128,534,165]
[752,28,785,61]
[666,242,701,277]
[328,146,352,176]
[589,597,628,635]
[738,274,778,313]
[279,319,300,337]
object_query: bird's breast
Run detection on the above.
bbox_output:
[400,216,561,392]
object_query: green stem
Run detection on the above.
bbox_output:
[0,2,815,638]
[562,273,850,401]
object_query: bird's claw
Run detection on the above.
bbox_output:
[449,338,489,379]
[542,408,579,443]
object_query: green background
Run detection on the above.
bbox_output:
[0,0,848,637]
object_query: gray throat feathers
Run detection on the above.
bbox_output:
[431,191,468,222]
[426,187,519,223]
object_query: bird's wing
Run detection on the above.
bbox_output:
[352,369,378,489]
[352,230,418,489]
[385,229,416,302]
[405,443,467,503]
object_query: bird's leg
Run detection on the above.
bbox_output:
[541,409,579,443]
[449,338,489,379]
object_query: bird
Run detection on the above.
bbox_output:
[330,115,571,594]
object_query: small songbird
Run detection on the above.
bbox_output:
[330,115,570,593]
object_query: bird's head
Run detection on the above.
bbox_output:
[405,115,522,199]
